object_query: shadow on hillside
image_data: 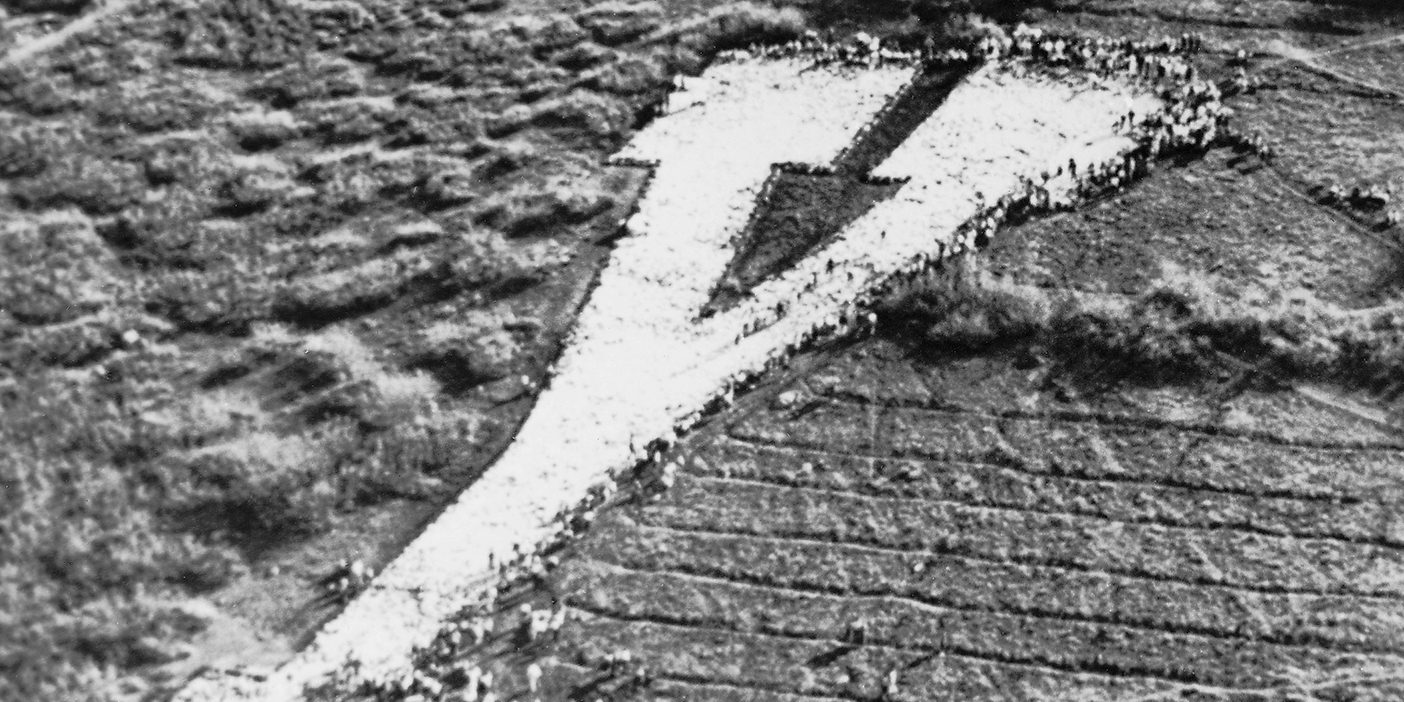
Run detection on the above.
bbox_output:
[1289,0,1404,32]
[702,64,970,316]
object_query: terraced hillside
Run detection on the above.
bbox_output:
[408,330,1395,701]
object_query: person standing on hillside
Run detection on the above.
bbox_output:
[846,617,868,645]
[462,665,482,701]
[547,601,568,641]
[883,668,900,700]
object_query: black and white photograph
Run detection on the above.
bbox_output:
[3,0,1404,700]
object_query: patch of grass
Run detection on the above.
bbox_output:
[884,256,1404,387]
[880,256,1047,352]
[0,376,242,701]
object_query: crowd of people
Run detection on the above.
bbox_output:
[318,558,374,607]
[710,22,1213,78]
[726,39,1236,356]
[717,29,926,69]
[341,19,1276,702]
[353,440,682,702]
[703,21,1240,271]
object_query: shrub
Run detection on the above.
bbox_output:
[248,58,367,109]
[272,251,435,325]
[126,135,232,188]
[0,375,246,701]
[302,97,398,145]
[384,103,483,149]
[925,11,1010,44]
[575,1,663,46]
[881,256,1046,351]
[509,14,588,55]
[225,110,305,151]
[687,2,807,53]
[410,314,524,393]
[173,430,347,536]
[475,187,615,238]
[472,139,538,183]
[338,412,491,504]
[295,157,382,212]
[2,317,117,369]
[145,267,277,333]
[886,258,1404,387]
[0,219,123,326]
[377,50,453,81]
[1,71,84,116]
[527,89,633,137]
[95,191,215,267]
[413,163,481,210]
[0,126,50,178]
[93,85,224,133]
[551,42,615,70]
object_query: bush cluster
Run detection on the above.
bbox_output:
[885,257,1404,387]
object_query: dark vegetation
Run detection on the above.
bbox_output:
[883,254,1404,392]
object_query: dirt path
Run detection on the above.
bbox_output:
[1260,28,1404,100]
[0,0,141,68]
